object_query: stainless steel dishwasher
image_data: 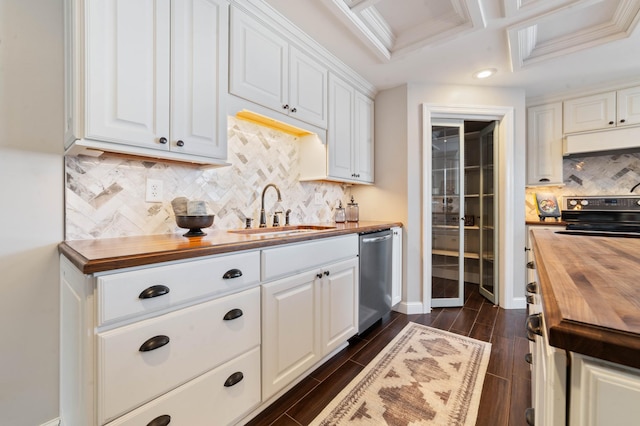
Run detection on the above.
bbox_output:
[358,229,393,333]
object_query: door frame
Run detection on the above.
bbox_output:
[422,104,516,310]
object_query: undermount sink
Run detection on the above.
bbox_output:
[228,225,336,238]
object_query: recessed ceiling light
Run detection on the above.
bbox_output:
[473,68,497,79]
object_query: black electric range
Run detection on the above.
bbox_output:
[558,195,640,237]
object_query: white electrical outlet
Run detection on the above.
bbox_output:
[314,193,323,205]
[146,178,163,202]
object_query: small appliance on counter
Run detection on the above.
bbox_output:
[347,196,359,222]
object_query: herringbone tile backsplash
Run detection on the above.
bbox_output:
[525,151,640,220]
[65,117,349,240]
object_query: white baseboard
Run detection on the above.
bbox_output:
[40,419,60,426]
[393,301,425,315]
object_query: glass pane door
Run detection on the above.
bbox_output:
[479,121,498,304]
[431,121,464,307]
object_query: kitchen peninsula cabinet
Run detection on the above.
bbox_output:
[64,0,229,165]
[529,229,640,426]
[229,6,328,129]
[526,103,563,186]
[563,85,640,133]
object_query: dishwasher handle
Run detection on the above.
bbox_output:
[361,234,392,244]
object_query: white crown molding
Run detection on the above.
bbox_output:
[508,0,640,71]
[320,0,485,62]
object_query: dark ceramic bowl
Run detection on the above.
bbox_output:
[175,215,215,237]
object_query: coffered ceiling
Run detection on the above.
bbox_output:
[264,0,640,99]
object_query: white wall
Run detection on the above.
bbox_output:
[0,0,64,424]
[360,83,526,312]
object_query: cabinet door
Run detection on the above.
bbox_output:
[617,86,640,128]
[289,46,328,128]
[328,73,355,180]
[229,7,288,113]
[171,0,228,159]
[391,227,403,307]
[86,0,170,149]
[321,258,358,355]
[527,103,563,185]
[563,92,616,133]
[354,92,374,183]
[570,354,640,426]
[261,271,321,399]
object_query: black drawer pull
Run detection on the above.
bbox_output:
[527,330,536,342]
[138,285,170,300]
[224,371,244,387]
[526,261,535,269]
[223,268,243,279]
[223,308,243,321]
[525,407,535,426]
[525,353,532,364]
[139,335,170,352]
[147,414,171,426]
[526,313,543,337]
[526,281,538,294]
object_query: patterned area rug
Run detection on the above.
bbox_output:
[310,322,491,426]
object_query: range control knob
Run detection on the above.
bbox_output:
[637,200,640,206]
[569,199,578,206]
[580,199,589,206]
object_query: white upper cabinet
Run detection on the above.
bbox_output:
[563,85,640,134]
[229,7,328,129]
[527,103,563,186]
[327,73,374,183]
[617,86,640,128]
[65,0,229,165]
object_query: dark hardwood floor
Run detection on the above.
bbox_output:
[245,283,531,426]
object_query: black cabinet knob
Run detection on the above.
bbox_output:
[224,371,244,387]
[223,308,244,321]
[526,261,535,269]
[316,273,323,279]
[526,313,543,337]
[138,284,170,299]
[290,107,297,113]
[608,121,615,125]
[282,104,289,110]
[147,414,171,426]
[525,408,535,426]
[324,270,330,276]
[620,119,626,123]
[176,140,184,147]
[526,282,538,294]
[139,335,170,352]
[223,269,243,279]
[159,137,168,144]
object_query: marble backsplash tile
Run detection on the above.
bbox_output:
[65,117,349,240]
[525,151,640,220]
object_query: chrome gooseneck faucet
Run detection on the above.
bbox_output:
[259,183,282,227]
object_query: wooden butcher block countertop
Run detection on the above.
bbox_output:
[530,228,640,369]
[59,221,402,275]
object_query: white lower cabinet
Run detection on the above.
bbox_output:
[261,236,359,400]
[60,250,261,426]
[570,354,640,426]
[105,347,260,426]
[98,288,260,422]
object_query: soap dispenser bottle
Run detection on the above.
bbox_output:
[346,196,359,222]
[334,200,346,223]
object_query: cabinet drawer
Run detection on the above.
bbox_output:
[97,250,260,326]
[105,346,260,426]
[261,234,358,281]
[97,287,260,424]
